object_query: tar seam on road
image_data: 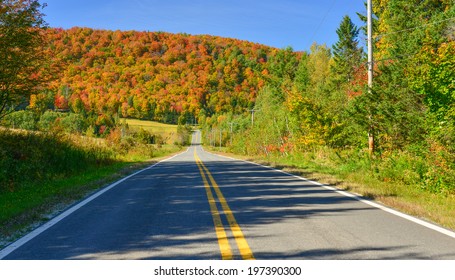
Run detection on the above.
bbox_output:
[194,148,255,260]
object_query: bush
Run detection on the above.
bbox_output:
[134,128,155,144]
[37,111,62,131]
[4,110,36,130]
[60,113,87,134]
[420,141,455,194]
[175,124,192,146]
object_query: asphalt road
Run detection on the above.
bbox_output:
[2,131,455,260]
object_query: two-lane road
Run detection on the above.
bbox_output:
[2,131,455,259]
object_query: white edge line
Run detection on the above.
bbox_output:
[210,150,455,239]
[0,148,190,260]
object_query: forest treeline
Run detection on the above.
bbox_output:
[2,0,454,194]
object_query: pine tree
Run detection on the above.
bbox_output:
[331,15,363,88]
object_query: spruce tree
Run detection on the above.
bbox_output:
[331,15,363,88]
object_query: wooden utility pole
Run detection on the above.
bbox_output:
[228,122,234,146]
[250,109,257,126]
[367,0,374,156]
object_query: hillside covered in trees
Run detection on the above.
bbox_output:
[37,28,277,125]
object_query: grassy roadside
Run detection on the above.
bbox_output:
[0,125,183,248]
[205,146,455,232]
[0,150,181,245]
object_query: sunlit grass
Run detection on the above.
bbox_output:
[121,118,178,144]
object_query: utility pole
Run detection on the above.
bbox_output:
[210,128,215,147]
[367,0,374,157]
[219,128,222,149]
[250,109,256,126]
[228,122,234,146]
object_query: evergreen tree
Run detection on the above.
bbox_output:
[370,0,453,150]
[331,15,363,89]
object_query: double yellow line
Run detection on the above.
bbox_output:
[194,149,254,260]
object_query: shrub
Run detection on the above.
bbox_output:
[5,111,36,130]
[175,124,192,146]
[37,111,62,131]
[60,113,87,134]
[134,128,155,144]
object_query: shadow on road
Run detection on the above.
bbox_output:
[5,143,455,260]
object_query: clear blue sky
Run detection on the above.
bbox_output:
[41,0,366,52]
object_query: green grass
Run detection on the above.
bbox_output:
[0,128,182,245]
[121,118,178,144]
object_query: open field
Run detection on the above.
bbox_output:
[121,118,179,144]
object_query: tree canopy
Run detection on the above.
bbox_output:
[0,0,48,118]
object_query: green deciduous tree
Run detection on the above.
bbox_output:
[265,47,299,102]
[0,0,48,118]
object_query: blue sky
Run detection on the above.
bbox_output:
[41,0,366,51]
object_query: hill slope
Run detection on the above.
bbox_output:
[44,27,277,123]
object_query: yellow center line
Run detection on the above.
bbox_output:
[195,151,233,260]
[194,148,255,260]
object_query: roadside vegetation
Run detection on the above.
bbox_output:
[0,122,184,242]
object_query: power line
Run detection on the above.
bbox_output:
[374,17,455,39]
[358,35,453,68]
[306,0,337,50]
